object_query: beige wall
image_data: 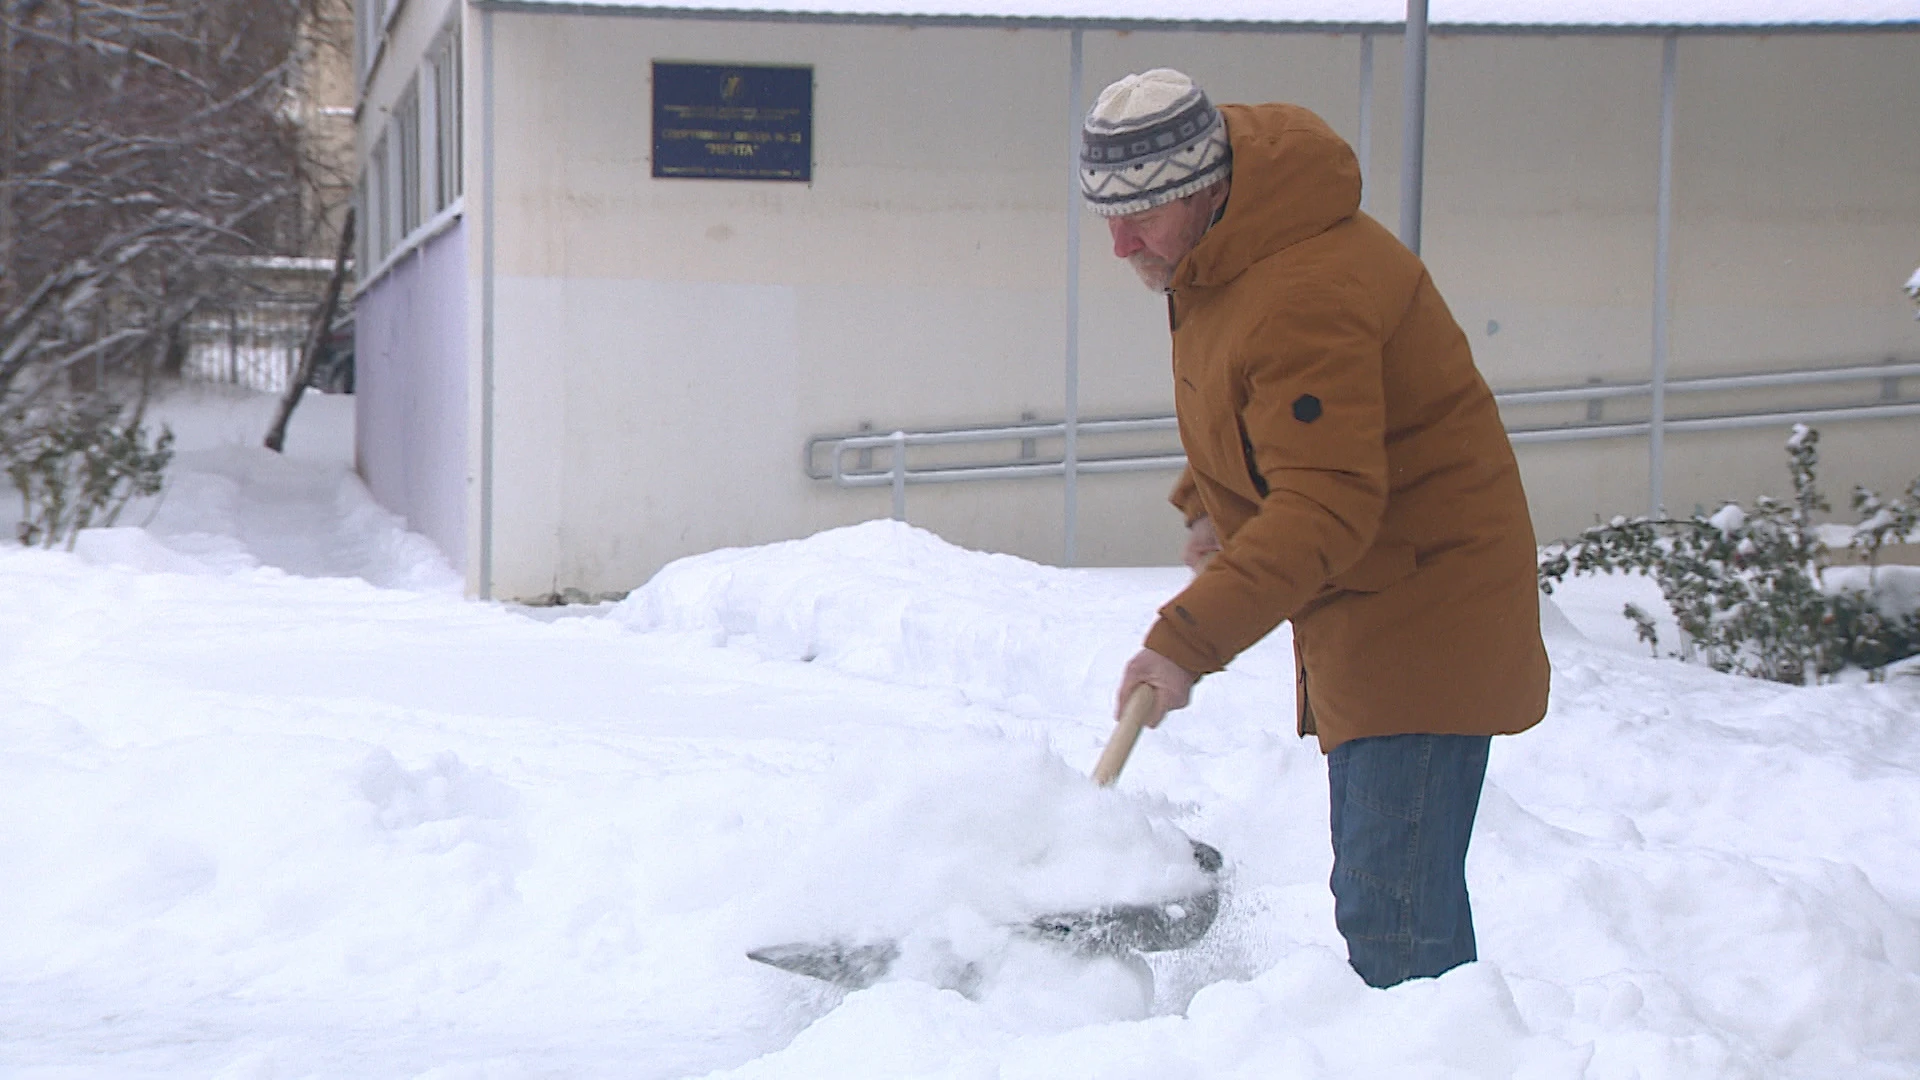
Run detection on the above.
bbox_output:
[1414,31,1920,530]
[485,15,1107,599]
[296,0,358,254]
[461,13,1918,599]
[1658,33,1920,519]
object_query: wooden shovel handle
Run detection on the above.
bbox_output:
[1093,683,1163,787]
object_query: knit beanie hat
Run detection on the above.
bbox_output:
[1080,69,1231,218]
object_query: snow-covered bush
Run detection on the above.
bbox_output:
[6,400,173,550]
[1538,426,1920,684]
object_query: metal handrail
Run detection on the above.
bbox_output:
[1508,400,1920,443]
[824,426,1186,519]
[1495,361,1920,406]
[807,360,1918,519]
[802,414,1176,481]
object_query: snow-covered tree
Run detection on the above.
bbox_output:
[1,0,332,544]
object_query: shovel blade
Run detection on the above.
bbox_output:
[746,940,900,990]
[1027,840,1223,953]
[747,840,1223,987]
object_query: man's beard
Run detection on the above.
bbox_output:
[1127,252,1176,292]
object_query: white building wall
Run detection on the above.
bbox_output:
[355,222,470,571]
[353,0,471,576]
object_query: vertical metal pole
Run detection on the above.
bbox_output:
[479,8,497,599]
[889,431,907,521]
[1357,32,1373,212]
[1651,34,1676,517]
[1,16,15,313]
[1399,0,1429,253]
[1063,28,1084,566]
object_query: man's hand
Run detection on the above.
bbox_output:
[1116,648,1195,727]
[1182,515,1221,572]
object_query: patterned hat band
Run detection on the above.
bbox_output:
[1080,90,1231,217]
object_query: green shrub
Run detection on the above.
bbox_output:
[1538,426,1920,684]
[5,400,174,550]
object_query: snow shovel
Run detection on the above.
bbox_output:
[748,685,1223,989]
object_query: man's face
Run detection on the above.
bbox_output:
[1106,185,1224,292]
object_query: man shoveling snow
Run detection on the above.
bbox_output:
[1088,68,1551,989]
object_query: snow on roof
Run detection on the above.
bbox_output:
[485,0,1920,29]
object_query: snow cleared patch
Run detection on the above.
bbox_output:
[3,388,1919,1077]
[2,384,455,592]
[134,442,462,592]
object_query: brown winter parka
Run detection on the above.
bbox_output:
[1141,103,1550,753]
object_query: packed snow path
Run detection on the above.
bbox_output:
[1,389,1917,1078]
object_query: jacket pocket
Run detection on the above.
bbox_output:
[1328,539,1418,594]
[1179,403,1262,506]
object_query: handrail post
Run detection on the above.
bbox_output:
[890,430,907,521]
[478,5,497,600]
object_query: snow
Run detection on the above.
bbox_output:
[1829,565,1920,620]
[1707,502,1746,534]
[4,387,1920,1078]
[492,0,1920,29]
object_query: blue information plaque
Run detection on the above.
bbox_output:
[652,62,813,182]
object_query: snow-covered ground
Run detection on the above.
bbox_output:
[2,386,1918,1078]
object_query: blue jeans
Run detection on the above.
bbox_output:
[1326,732,1491,988]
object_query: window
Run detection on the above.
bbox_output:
[354,173,369,279]
[360,15,464,279]
[395,81,421,239]
[368,131,390,259]
[355,0,389,80]
[428,25,463,211]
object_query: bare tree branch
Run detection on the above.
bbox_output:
[2,0,325,459]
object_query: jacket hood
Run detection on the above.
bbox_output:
[1176,104,1363,290]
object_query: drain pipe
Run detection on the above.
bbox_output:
[1650,34,1677,517]
[1063,28,1084,567]
[478,6,497,600]
[1358,32,1373,211]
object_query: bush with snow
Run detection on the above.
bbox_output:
[1538,425,1920,684]
[5,398,173,549]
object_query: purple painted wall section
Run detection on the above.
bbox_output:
[354,221,469,574]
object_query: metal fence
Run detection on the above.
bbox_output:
[183,303,313,393]
[181,257,348,393]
